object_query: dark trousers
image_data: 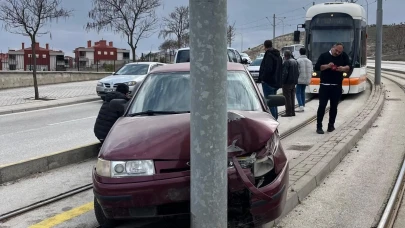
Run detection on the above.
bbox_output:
[282,84,296,116]
[317,84,342,128]
[262,82,279,119]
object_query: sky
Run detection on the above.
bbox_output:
[0,0,401,58]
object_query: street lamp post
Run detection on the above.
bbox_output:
[364,0,369,24]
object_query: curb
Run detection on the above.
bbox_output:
[0,97,100,116]
[266,78,385,227]
[0,142,101,185]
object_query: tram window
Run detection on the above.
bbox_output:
[361,29,367,66]
[310,29,354,63]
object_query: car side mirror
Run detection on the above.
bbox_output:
[267,95,286,107]
[241,59,248,64]
[109,99,127,114]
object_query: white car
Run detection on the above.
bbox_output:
[240,53,252,64]
[173,47,248,64]
[96,62,165,100]
[247,57,263,82]
[257,52,265,58]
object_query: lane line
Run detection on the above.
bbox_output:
[28,202,94,228]
[0,116,97,137]
[47,116,97,126]
[0,100,101,117]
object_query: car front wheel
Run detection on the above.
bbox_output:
[94,197,117,228]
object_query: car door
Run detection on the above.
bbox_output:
[227,49,238,63]
[233,50,243,64]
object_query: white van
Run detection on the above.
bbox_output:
[281,44,304,59]
[173,47,248,64]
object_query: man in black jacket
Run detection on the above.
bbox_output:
[94,83,130,143]
[258,40,283,120]
[314,43,351,134]
[281,50,299,117]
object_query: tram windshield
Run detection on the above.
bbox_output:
[310,29,354,64]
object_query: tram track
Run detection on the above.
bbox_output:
[374,70,405,228]
[0,79,369,226]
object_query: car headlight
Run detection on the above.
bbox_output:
[126,81,137,86]
[228,131,279,170]
[97,82,103,86]
[95,158,155,178]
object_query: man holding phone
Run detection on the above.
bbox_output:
[314,42,351,134]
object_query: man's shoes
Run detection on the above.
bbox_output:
[295,106,304,112]
[281,114,292,117]
[327,124,335,132]
[316,128,324,134]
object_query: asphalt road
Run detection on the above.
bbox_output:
[0,101,102,166]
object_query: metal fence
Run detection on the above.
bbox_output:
[0,51,176,72]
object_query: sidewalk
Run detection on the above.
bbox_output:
[0,80,100,115]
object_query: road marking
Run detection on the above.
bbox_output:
[47,116,97,126]
[0,100,101,117]
[29,202,94,228]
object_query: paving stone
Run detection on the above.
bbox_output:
[0,80,97,107]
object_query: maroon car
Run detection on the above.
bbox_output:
[92,62,289,227]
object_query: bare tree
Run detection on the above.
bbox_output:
[385,23,405,55]
[159,39,177,52]
[0,0,72,100]
[159,6,189,49]
[227,21,236,47]
[86,0,161,62]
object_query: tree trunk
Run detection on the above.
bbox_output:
[31,39,39,100]
[131,46,136,62]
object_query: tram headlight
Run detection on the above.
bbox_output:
[312,72,317,77]
[343,73,347,77]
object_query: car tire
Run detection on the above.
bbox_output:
[94,197,117,228]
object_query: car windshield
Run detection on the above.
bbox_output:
[128,71,263,114]
[115,64,149,75]
[310,29,354,63]
[250,58,263,66]
[176,50,190,63]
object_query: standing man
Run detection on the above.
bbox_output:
[281,50,299,117]
[315,42,351,134]
[258,40,283,120]
[295,48,313,112]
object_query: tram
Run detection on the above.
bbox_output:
[304,2,368,94]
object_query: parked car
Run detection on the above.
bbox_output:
[247,57,263,82]
[92,62,288,227]
[96,62,165,100]
[240,52,252,64]
[173,47,249,65]
[257,52,265,58]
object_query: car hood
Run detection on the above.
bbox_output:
[248,66,260,71]
[100,111,279,161]
[100,74,147,84]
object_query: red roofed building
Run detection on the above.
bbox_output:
[5,42,65,71]
[73,40,130,69]
[0,53,8,71]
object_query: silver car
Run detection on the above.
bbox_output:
[96,62,165,100]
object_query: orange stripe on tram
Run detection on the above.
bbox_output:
[310,75,367,86]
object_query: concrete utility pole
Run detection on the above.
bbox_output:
[375,0,383,85]
[273,14,276,46]
[189,0,228,227]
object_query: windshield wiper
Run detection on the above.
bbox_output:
[128,110,190,117]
